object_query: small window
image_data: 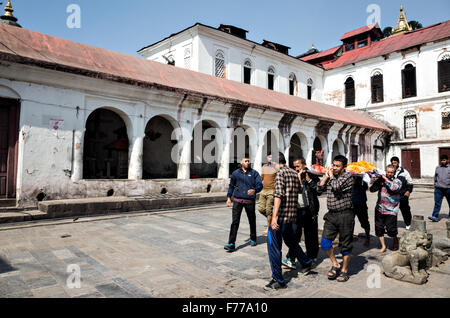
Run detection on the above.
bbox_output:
[345,43,354,51]
[402,64,417,99]
[438,54,450,93]
[345,77,355,107]
[357,40,368,48]
[268,66,275,90]
[243,59,252,84]
[442,110,450,129]
[371,72,384,103]
[404,113,417,138]
[215,50,225,78]
[289,73,296,96]
[307,78,313,100]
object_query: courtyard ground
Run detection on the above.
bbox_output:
[0,187,448,298]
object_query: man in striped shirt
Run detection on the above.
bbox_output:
[369,164,403,253]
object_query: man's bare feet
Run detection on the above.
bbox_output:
[378,246,386,253]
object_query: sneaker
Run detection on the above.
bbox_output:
[250,240,257,247]
[281,258,296,270]
[263,279,287,291]
[298,260,317,275]
[224,243,236,252]
[405,225,411,230]
[428,216,439,222]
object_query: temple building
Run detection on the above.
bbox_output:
[2,2,446,207]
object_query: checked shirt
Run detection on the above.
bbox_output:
[274,165,300,223]
[318,171,354,212]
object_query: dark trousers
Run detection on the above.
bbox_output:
[432,187,450,218]
[267,222,311,285]
[399,196,412,226]
[228,200,257,244]
[287,208,319,260]
[354,204,370,233]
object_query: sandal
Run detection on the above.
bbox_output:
[337,271,350,282]
[327,266,340,280]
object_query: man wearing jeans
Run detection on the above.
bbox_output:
[225,157,263,252]
[429,154,450,222]
[264,153,314,291]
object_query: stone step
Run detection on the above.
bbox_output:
[0,206,36,214]
[0,198,16,208]
[0,193,228,224]
[0,210,47,224]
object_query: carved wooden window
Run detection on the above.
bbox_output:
[215,50,225,78]
[371,72,384,103]
[267,66,275,90]
[402,64,417,98]
[289,73,296,96]
[442,110,450,129]
[345,77,355,107]
[243,59,252,84]
[404,113,417,139]
[438,54,450,93]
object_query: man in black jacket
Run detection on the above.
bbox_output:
[282,157,320,269]
[225,157,263,252]
[352,174,371,246]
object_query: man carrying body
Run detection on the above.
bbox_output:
[282,157,320,269]
[352,174,371,247]
[390,156,414,229]
[369,165,403,253]
[265,153,315,291]
[429,154,450,222]
[258,153,277,235]
[318,155,355,282]
[225,157,263,252]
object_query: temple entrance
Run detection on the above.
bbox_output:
[0,98,20,198]
[190,121,219,178]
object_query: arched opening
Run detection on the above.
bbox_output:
[83,108,129,179]
[229,126,250,176]
[143,115,178,179]
[190,121,219,178]
[262,130,282,165]
[312,137,324,166]
[289,133,306,168]
[332,139,345,160]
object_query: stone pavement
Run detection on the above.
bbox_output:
[0,188,449,298]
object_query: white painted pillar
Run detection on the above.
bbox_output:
[128,135,144,180]
[71,130,85,181]
[177,134,191,180]
[218,128,232,179]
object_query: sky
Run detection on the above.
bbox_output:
[8,0,450,58]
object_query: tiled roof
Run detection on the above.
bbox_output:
[299,45,341,62]
[340,23,380,41]
[322,20,450,70]
[0,24,390,132]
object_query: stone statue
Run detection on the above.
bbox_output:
[381,217,450,285]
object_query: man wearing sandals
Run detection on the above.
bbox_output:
[318,155,355,282]
[369,165,403,253]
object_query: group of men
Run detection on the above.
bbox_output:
[224,152,448,290]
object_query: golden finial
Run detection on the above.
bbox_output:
[1,0,21,27]
[390,5,412,37]
[4,0,14,17]
[312,43,315,49]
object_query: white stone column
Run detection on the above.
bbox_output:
[218,128,232,179]
[128,135,144,180]
[71,130,85,181]
[177,133,191,180]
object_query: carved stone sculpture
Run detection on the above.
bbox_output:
[381,217,450,285]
